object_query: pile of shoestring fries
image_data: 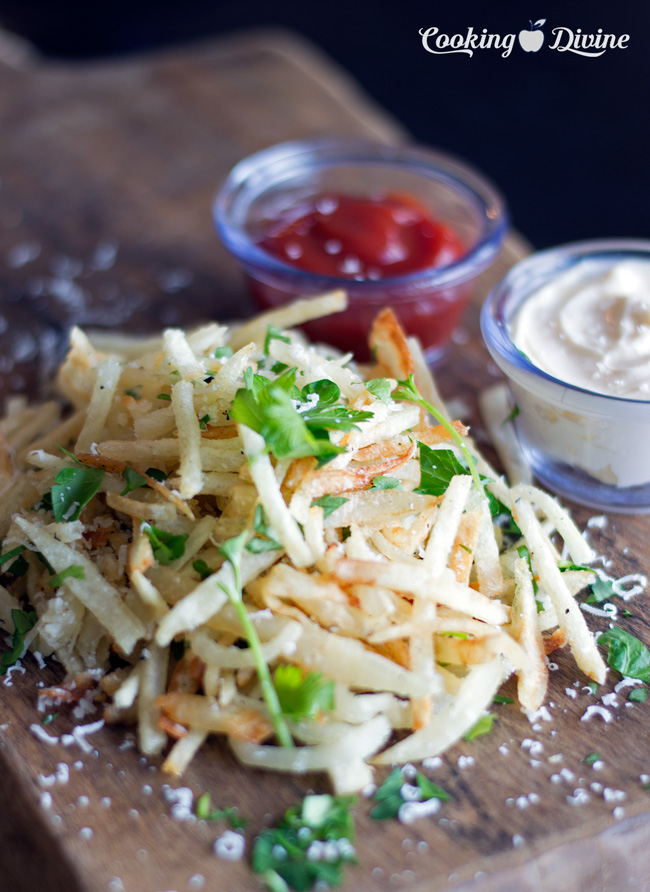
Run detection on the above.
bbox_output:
[0,291,606,793]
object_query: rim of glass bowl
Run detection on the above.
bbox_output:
[481,238,650,409]
[213,138,509,294]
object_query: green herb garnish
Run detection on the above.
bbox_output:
[264,325,291,355]
[217,531,292,748]
[586,575,617,604]
[253,794,356,891]
[598,626,650,682]
[311,495,348,519]
[246,505,283,554]
[192,559,214,580]
[196,792,248,829]
[365,378,392,404]
[502,404,519,425]
[214,346,234,360]
[629,687,647,703]
[464,712,495,741]
[145,467,168,482]
[274,665,334,722]
[583,752,601,764]
[493,695,514,705]
[48,564,85,587]
[395,375,484,498]
[370,475,401,491]
[370,767,450,820]
[0,545,27,566]
[141,523,188,566]
[50,459,105,523]
[1,609,37,675]
[121,466,148,496]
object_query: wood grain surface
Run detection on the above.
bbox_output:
[1,27,650,892]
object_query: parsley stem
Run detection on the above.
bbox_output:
[221,558,294,749]
[394,375,485,500]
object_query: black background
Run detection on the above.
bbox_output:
[0,0,647,248]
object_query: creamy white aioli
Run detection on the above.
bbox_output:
[512,260,650,399]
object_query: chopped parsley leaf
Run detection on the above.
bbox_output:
[141,523,188,566]
[274,665,334,721]
[7,555,29,577]
[145,467,168,482]
[629,687,647,703]
[583,752,601,764]
[370,475,401,490]
[264,324,291,355]
[121,466,148,496]
[192,559,214,580]
[463,712,495,741]
[493,695,514,705]
[598,626,650,682]
[586,575,617,604]
[502,404,519,425]
[365,377,392,403]
[371,767,450,820]
[50,462,105,523]
[246,505,283,554]
[311,495,348,519]
[1,608,37,675]
[156,393,172,401]
[199,414,210,431]
[214,346,234,360]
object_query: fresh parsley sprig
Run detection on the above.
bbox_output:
[217,531,293,748]
[1,608,37,675]
[230,368,372,464]
[394,375,485,498]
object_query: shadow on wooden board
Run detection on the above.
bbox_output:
[0,746,84,892]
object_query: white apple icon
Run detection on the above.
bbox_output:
[519,19,546,52]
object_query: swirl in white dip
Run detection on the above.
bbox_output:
[512,260,650,399]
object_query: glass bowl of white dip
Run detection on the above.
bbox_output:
[481,239,650,512]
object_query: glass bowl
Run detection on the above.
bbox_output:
[214,139,508,362]
[481,239,650,513]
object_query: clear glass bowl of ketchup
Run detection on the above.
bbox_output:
[214,139,508,362]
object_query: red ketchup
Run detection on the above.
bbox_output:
[249,192,467,361]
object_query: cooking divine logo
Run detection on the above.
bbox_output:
[419,19,630,58]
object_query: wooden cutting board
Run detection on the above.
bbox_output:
[1,27,649,892]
